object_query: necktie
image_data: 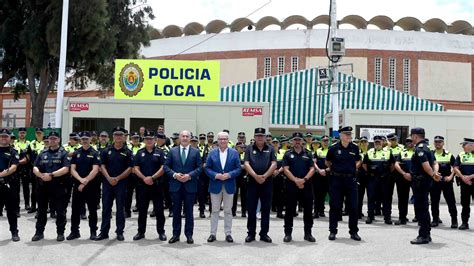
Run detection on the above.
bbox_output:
[181,147,186,165]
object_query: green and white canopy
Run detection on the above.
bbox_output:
[220,68,444,126]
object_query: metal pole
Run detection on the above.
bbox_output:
[330,0,339,137]
[54,0,69,129]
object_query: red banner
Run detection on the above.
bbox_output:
[242,107,262,117]
[69,103,89,112]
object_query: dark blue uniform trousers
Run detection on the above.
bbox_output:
[100,179,127,235]
[412,177,432,238]
[247,178,273,237]
[329,175,359,234]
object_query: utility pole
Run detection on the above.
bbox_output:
[54,0,69,130]
[330,0,339,137]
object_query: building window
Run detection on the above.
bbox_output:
[403,58,410,94]
[388,58,396,89]
[291,56,299,72]
[374,57,382,85]
[277,56,285,75]
[264,57,271,78]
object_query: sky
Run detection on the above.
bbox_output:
[148,0,473,29]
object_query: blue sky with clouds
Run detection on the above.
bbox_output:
[149,0,473,29]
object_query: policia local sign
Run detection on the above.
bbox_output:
[115,59,220,101]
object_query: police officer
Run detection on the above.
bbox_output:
[27,128,45,214]
[244,128,277,243]
[133,130,167,241]
[453,138,474,230]
[237,132,247,145]
[14,127,31,212]
[223,129,235,148]
[409,128,441,244]
[313,135,331,218]
[326,126,361,241]
[387,133,405,222]
[0,128,20,241]
[363,135,394,224]
[96,127,133,241]
[393,137,415,225]
[125,131,144,218]
[357,136,369,219]
[232,142,248,217]
[282,132,316,242]
[32,131,71,242]
[271,138,285,219]
[430,136,458,228]
[304,132,314,152]
[156,132,172,217]
[67,131,100,241]
[198,132,214,218]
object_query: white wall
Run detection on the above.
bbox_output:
[418,60,472,102]
[219,58,257,87]
[62,98,270,144]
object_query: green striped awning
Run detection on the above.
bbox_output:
[220,68,444,126]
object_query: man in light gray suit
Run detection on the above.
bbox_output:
[204,132,242,243]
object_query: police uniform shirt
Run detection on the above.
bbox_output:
[389,144,405,161]
[100,145,133,177]
[433,149,455,177]
[0,146,19,171]
[398,149,414,173]
[35,148,70,175]
[244,143,276,175]
[134,147,165,178]
[454,151,474,175]
[276,149,286,169]
[71,146,100,179]
[282,148,314,179]
[410,140,435,177]
[326,142,360,175]
[315,147,329,170]
[363,148,394,175]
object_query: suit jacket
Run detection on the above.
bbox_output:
[205,147,241,194]
[165,145,202,193]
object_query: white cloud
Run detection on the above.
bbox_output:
[149,0,473,29]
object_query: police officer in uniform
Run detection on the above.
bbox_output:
[244,128,277,243]
[409,128,441,244]
[14,127,31,212]
[313,135,331,218]
[326,126,361,241]
[271,138,285,219]
[125,131,144,218]
[453,138,474,230]
[282,132,316,242]
[357,136,369,219]
[0,129,20,241]
[305,132,314,152]
[67,131,100,240]
[133,130,167,241]
[32,131,71,241]
[393,137,415,225]
[27,128,45,214]
[96,127,133,241]
[156,132,173,217]
[430,136,458,228]
[363,135,394,224]
[232,142,248,217]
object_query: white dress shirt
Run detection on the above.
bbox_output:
[219,148,228,170]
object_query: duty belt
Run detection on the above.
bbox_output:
[331,172,353,178]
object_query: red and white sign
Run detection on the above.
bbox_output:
[242,107,263,117]
[69,103,89,112]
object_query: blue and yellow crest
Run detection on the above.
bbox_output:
[119,63,144,97]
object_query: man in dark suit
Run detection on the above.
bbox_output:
[165,130,202,244]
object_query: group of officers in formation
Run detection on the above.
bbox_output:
[0,124,472,245]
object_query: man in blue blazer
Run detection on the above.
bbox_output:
[204,132,242,243]
[164,130,202,244]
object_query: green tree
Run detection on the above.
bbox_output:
[0,0,154,127]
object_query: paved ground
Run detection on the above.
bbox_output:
[0,201,473,265]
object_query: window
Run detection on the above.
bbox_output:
[374,57,382,85]
[264,57,271,78]
[277,56,285,75]
[389,58,396,89]
[291,56,299,72]
[403,58,410,94]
